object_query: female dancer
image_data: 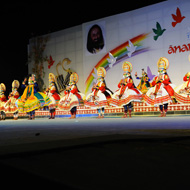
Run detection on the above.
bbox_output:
[86,67,112,118]
[59,72,85,119]
[135,68,151,94]
[17,74,50,120]
[4,80,20,120]
[110,61,142,118]
[46,73,60,119]
[0,83,7,120]
[144,57,176,117]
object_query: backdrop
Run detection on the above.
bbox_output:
[28,0,190,95]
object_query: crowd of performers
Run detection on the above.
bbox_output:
[0,57,190,120]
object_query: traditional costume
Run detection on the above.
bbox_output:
[47,73,60,119]
[85,67,112,118]
[135,69,151,94]
[0,83,7,120]
[58,72,85,119]
[144,57,176,117]
[4,80,20,120]
[16,75,50,120]
[174,72,190,104]
[110,61,142,118]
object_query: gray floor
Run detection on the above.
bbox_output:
[1,116,190,189]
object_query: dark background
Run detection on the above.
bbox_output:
[1,0,165,95]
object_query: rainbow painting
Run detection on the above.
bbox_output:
[85,33,150,94]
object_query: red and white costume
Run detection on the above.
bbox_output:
[48,73,60,109]
[58,72,85,119]
[86,78,112,109]
[144,58,176,107]
[59,83,85,110]
[110,61,142,108]
[110,76,142,107]
[144,57,176,117]
[174,72,190,104]
[4,80,20,119]
[85,67,112,118]
[0,83,7,120]
[144,74,176,106]
[48,84,60,108]
[47,73,60,119]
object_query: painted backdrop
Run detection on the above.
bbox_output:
[28,0,190,95]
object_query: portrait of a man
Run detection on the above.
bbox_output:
[86,24,105,54]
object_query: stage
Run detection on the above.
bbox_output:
[0,115,190,189]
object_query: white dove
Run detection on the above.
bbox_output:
[126,40,137,57]
[92,67,97,82]
[107,52,117,68]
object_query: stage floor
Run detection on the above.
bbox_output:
[1,115,190,189]
[0,115,190,153]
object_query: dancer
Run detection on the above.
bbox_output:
[86,67,112,118]
[135,69,151,94]
[59,72,85,119]
[46,73,60,119]
[110,61,142,118]
[31,74,51,108]
[17,75,50,120]
[0,83,7,120]
[4,80,20,120]
[144,57,176,117]
[174,72,190,104]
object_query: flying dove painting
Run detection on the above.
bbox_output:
[126,40,137,57]
[171,7,185,27]
[92,67,97,82]
[147,66,155,81]
[152,22,166,41]
[107,52,117,68]
[47,55,55,69]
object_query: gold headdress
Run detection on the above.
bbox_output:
[97,67,106,78]
[186,72,190,78]
[12,80,20,89]
[0,83,6,91]
[49,73,55,83]
[122,61,133,73]
[70,72,79,83]
[157,57,169,70]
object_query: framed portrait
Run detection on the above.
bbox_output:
[85,21,106,56]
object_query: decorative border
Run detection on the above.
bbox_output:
[5,102,190,118]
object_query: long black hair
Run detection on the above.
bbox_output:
[101,77,113,95]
